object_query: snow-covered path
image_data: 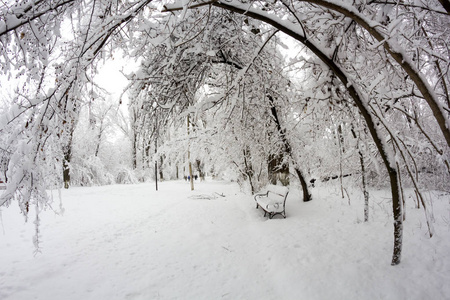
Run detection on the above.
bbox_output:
[1,180,449,299]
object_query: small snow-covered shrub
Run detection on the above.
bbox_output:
[115,168,138,184]
[71,156,115,186]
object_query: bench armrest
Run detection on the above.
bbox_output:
[254,191,269,201]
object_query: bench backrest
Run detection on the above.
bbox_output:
[265,184,289,195]
[266,185,289,209]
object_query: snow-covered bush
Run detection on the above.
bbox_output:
[71,155,115,186]
[115,168,139,184]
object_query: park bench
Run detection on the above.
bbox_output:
[254,185,289,219]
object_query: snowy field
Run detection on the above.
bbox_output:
[1,180,449,300]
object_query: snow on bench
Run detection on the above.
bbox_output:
[254,185,289,219]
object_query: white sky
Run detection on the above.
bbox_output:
[95,55,132,101]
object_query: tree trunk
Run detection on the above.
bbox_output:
[132,130,138,170]
[294,166,312,202]
[63,156,71,189]
[337,124,345,199]
[268,153,289,186]
[155,138,158,191]
[437,0,450,13]
[359,151,369,222]
[94,119,104,157]
[267,154,277,185]
[188,160,194,191]
[243,147,255,194]
[187,115,194,191]
[159,156,164,181]
[63,121,76,189]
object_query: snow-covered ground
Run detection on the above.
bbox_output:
[1,180,449,300]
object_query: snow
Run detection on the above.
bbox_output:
[1,180,449,300]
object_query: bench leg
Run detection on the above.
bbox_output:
[268,212,286,219]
